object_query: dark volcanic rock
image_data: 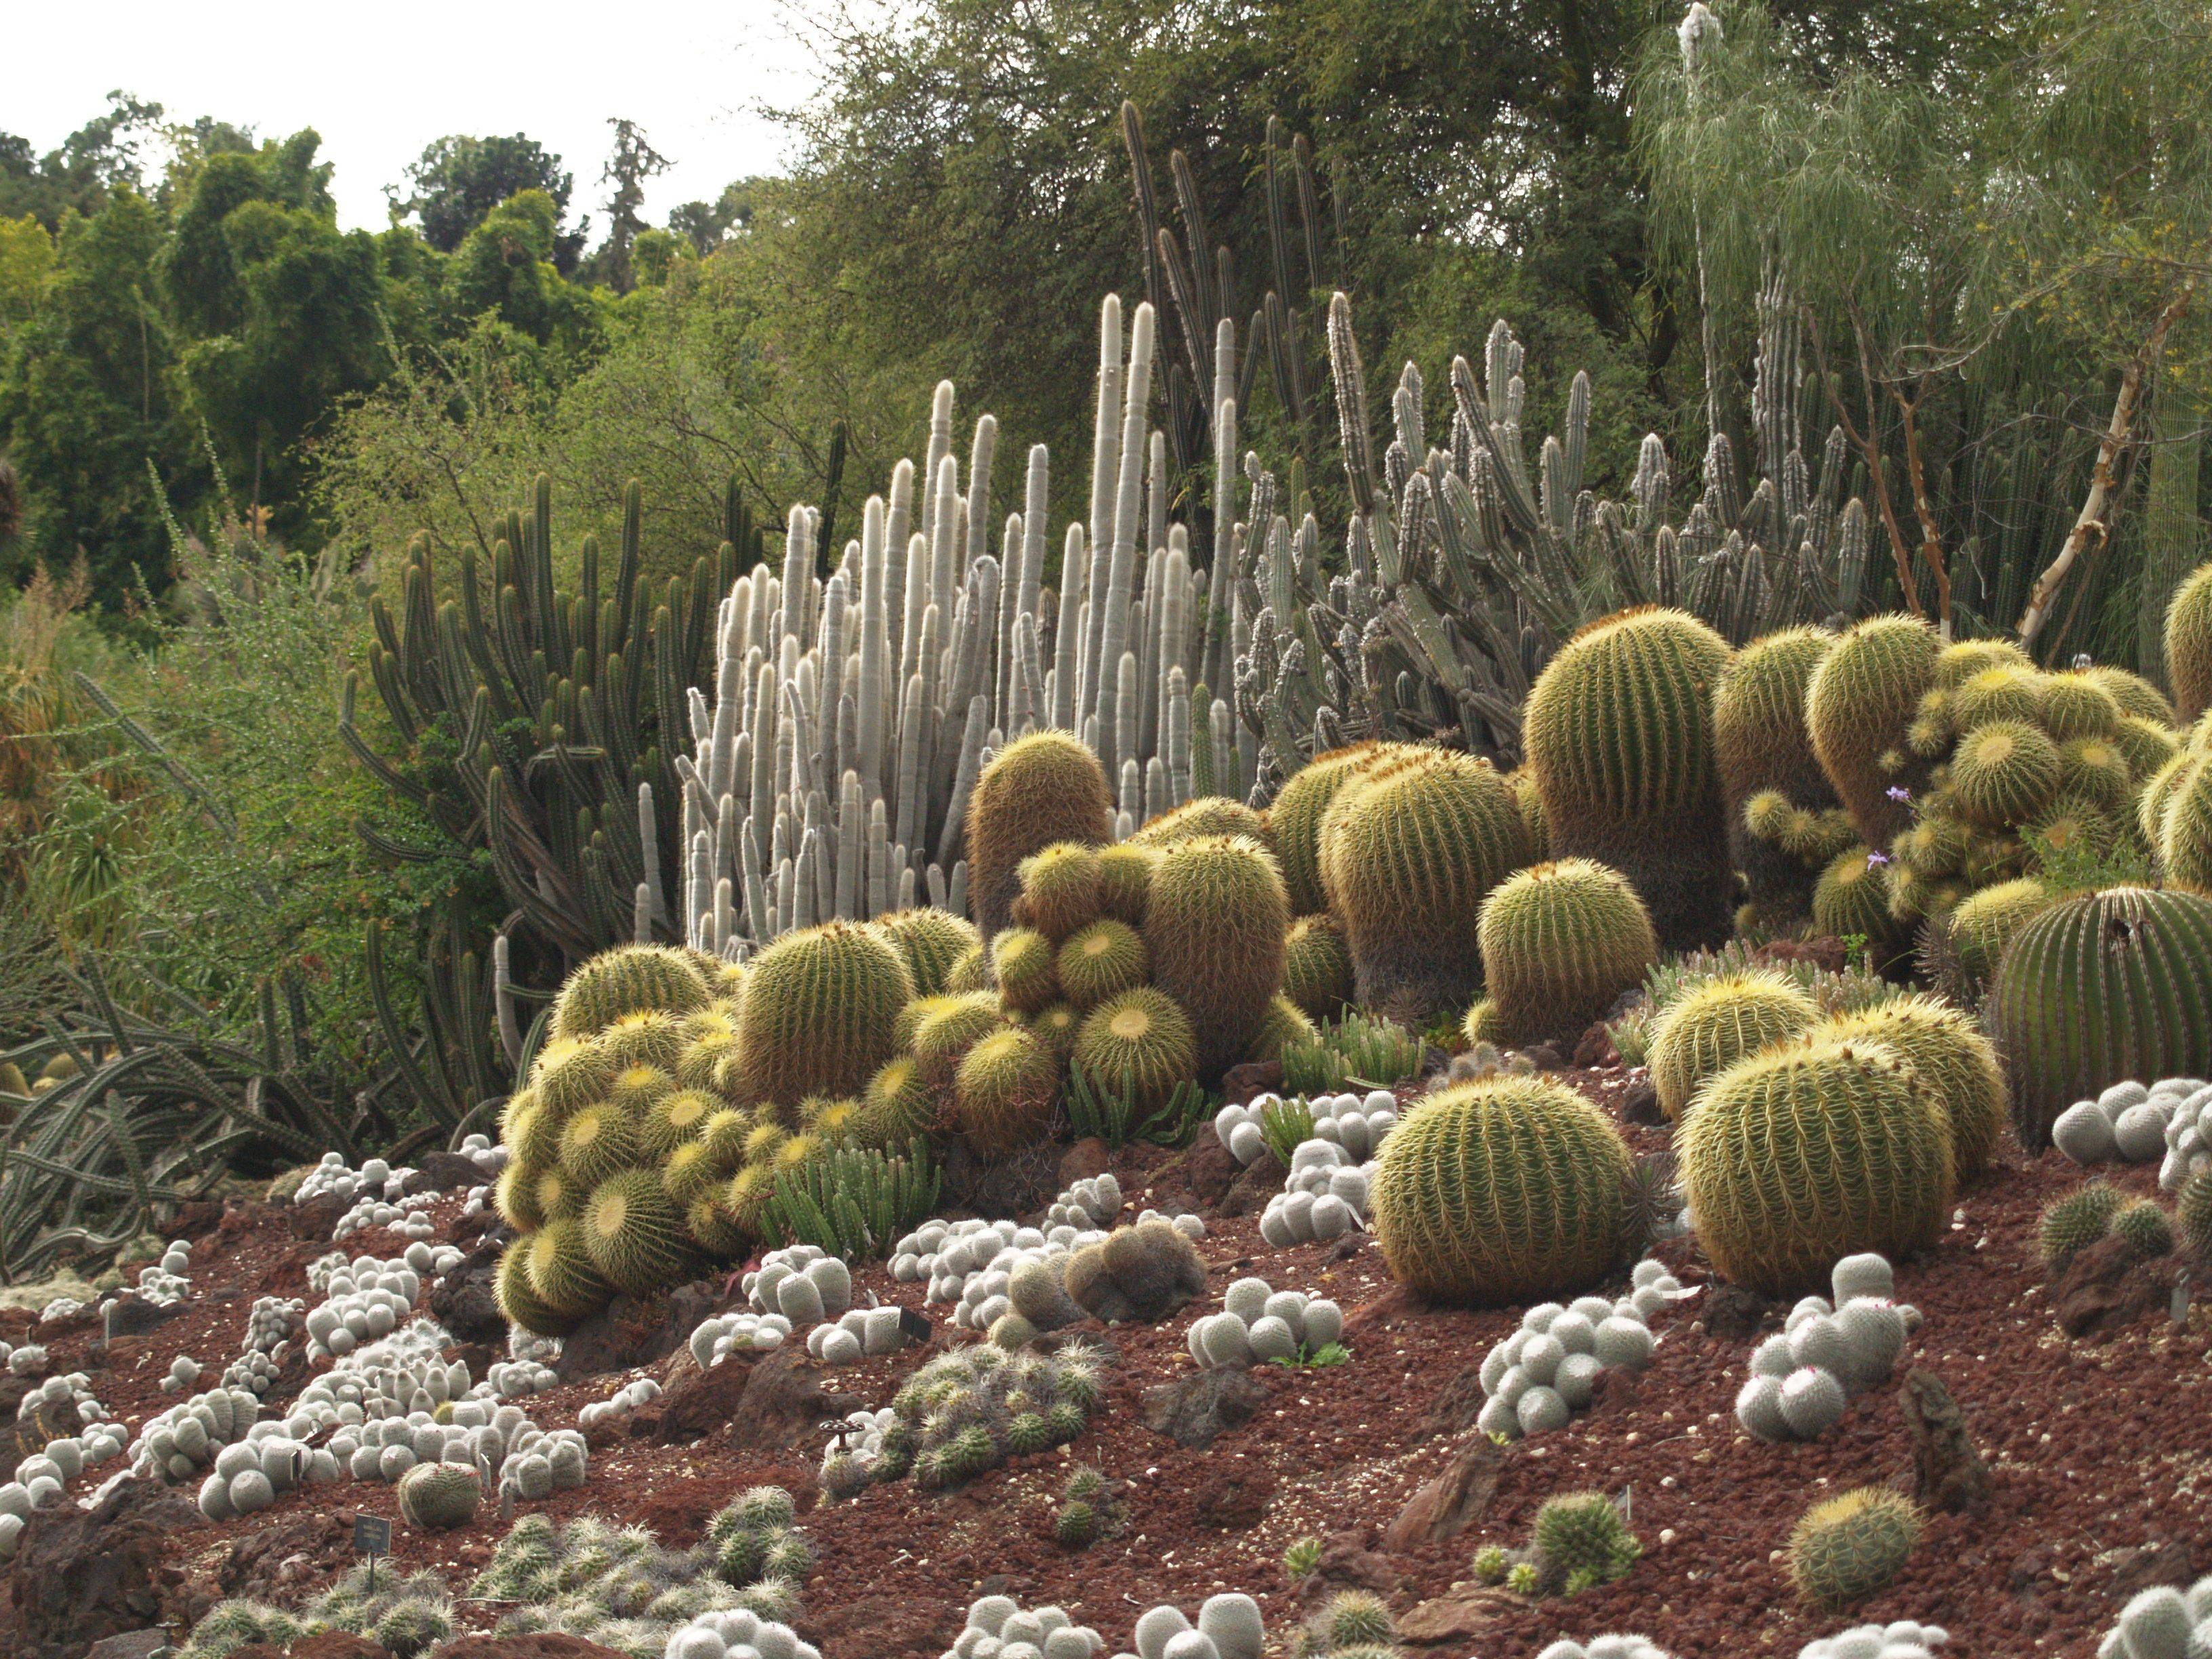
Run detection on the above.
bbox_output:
[1,1475,201,1659]
[401,1151,486,1195]
[725,1349,861,1457]
[100,1295,180,1340]
[1140,1368,1271,1449]
[1383,1435,1504,1549]
[428,1242,508,1347]
[552,1281,722,1380]
[2051,1233,2177,1339]
[1900,1368,1992,1514]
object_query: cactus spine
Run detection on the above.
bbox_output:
[1471,859,1658,1048]
[734,920,916,1111]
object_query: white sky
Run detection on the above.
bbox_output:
[8,0,821,232]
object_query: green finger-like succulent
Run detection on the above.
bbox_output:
[1788,1488,1922,1612]
[1474,859,1658,1048]
[580,1169,693,1297]
[1523,606,1735,949]
[1646,970,1822,1124]
[1054,918,1149,1010]
[1807,613,1940,846]
[869,907,983,998]
[734,920,916,1109]
[966,731,1114,942]
[1985,885,2212,1146]
[1679,1036,1954,1294]
[1369,1076,1633,1305]
[1143,833,1290,1080]
[550,944,713,1043]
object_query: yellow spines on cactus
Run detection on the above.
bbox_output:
[1318,749,1527,1025]
[529,1040,617,1122]
[661,1139,726,1210]
[1679,1036,1954,1294]
[558,1101,643,1189]
[1508,766,1549,857]
[1522,606,1734,948]
[549,944,713,1044]
[775,1130,825,1172]
[1369,1076,1633,1305]
[964,730,1113,941]
[1014,842,1105,941]
[800,1094,861,1140]
[860,1054,937,1143]
[1821,995,2007,1181]
[1244,994,1317,1065]
[945,941,989,994]
[533,1165,581,1222]
[908,991,1006,1082]
[1071,987,1197,1113]
[674,1008,738,1094]
[2027,795,2121,868]
[499,1084,543,1147]
[1142,833,1290,1081]
[638,1088,716,1163]
[1129,795,1274,853]
[1949,718,2060,830]
[607,1062,677,1120]
[1715,626,1835,806]
[733,919,915,1110]
[1281,914,1355,1020]
[2038,672,2123,742]
[2113,714,2180,783]
[580,1168,693,1297]
[2139,749,2204,847]
[1024,1002,1080,1061]
[1811,846,1898,947]
[698,1105,752,1169]
[496,1240,580,1338]
[504,1092,561,1172]
[1923,876,2053,1002]
[952,1027,1059,1158]
[1646,971,1822,1124]
[742,1120,787,1167]
[1807,613,1940,846]
[2160,754,2212,895]
[685,1193,745,1258]
[1949,664,2047,731]
[2166,560,2212,720]
[2054,735,2133,819]
[1094,842,1158,925]
[494,1160,545,1232]
[1787,1488,1923,1612]
[1267,743,1405,914]
[869,907,983,998]
[597,1010,687,1074]
[1473,859,1658,1048]
[723,1164,775,1239]
[525,1216,613,1318]
[991,927,1060,1015]
[1054,919,1149,1010]
[1933,637,2032,689]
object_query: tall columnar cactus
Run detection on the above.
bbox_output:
[1143,834,1290,1080]
[966,733,1115,943]
[1521,607,1734,949]
[1805,613,1941,847]
[1318,750,1530,1026]
[1469,859,1658,1048]
[1646,970,1821,1123]
[733,920,916,1112]
[1368,1076,1633,1304]
[1823,995,2008,1181]
[2167,561,2212,720]
[1984,886,2212,1146]
[1679,1037,1954,1294]
[1714,627,1841,926]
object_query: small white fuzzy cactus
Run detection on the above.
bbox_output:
[664,1603,821,1659]
[1798,1618,1949,1658]
[2051,1078,2212,1192]
[1112,1596,1265,1659]
[945,1595,1107,1659]
[1735,1254,1921,1444]
[578,1376,662,1429]
[1475,1260,1680,1441]
[1536,1637,1678,1659]
[745,1246,855,1324]
[1189,1276,1344,1369]
[689,1310,792,1368]
[2095,1576,2212,1659]
[805,1303,914,1366]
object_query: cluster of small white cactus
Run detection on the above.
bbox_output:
[335,1195,439,1242]
[1044,1173,1124,1230]
[242,1295,306,1355]
[302,1247,459,1360]
[0,1340,46,1376]
[805,1305,915,1366]
[37,1296,82,1324]
[579,1376,663,1430]
[1536,1638,1677,1659]
[129,1384,261,1483]
[0,1381,127,1557]
[688,1311,792,1368]
[1258,1141,1370,1246]
[663,1605,822,1659]
[2053,1080,2212,1191]
[1215,1090,1397,1166]
[297,1153,405,1209]
[194,1429,343,1521]
[2099,1578,2212,1659]
[1113,1596,1265,1659]
[746,1246,855,1325]
[134,1239,195,1305]
[892,1216,1106,1332]
[1187,1277,1344,1368]
[817,1406,897,1498]
[1735,1254,1919,1444]
[224,1352,285,1396]
[1477,1263,1673,1441]
[1799,1620,1950,1659]
[163,1355,205,1393]
[943,1595,1109,1659]
[485,1357,560,1398]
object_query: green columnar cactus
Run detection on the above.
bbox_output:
[1071,988,1198,1113]
[870,908,983,998]
[1521,607,1735,949]
[1949,720,2061,830]
[1679,1038,1954,1294]
[733,920,916,1110]
[550,945,714,1044]
[1280,914,1355,1021]
[966,731,1114,942]
[1015,842,1106,941]
[397,1463,483,1530]
[1368,1076,1633,1304]
[2039,1183,2125,1271]
[1143,834,1290,1080]
[1923,876,2055,1004]
[1318,750,1530,1027]
[1267,743,1407,914]
[495,1240,580,1337]
[1054,919,1149,1010]
[1786,1488,1922,1612]
[2165,560,2212,719]
[525,1216,614,1318]
[1531,1491,1642,1594]
[580,1168,693,1296]
[1806,613,1941,847]
[953,1027,1060,1158]
[1715,627,1839,925]
[1823,995,2008,1180]
[1471,859,1658,1048]
[1646,970,1822,1124]
[1986,886,2212,1145]
[991,928,1061,1015]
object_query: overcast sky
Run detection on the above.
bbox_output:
[10,0,821,232]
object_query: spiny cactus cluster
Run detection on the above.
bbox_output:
[1476,1261,1674,1441]
[872,1341,1107,1490]
[2051,1077,2212,1193]
[665,1605,821,1659]
[2039,1183,2178,1271]
[702,1487,815,1599]
[1187,1275,1345,1368]
[1795,1621,1950,1659]
[303,1246,458,1360]
[0,1387,128,1557]
[1300,1588,1396,1655]
[1029,1215,1210,1325]
[1734,1255,1919,1443]
[1052,1463,1122,1548]
[180,1565,456,1659]
[2098,1574,2212,1659]
[889,1174,1123,1334]
[941,1595,1109,1659]
[1473,1490,1643,1600]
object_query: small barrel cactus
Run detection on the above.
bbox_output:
[1787,1487,1922,1612]
[396,1462,481,1530]
[1471,860,1659,1049]
[1647,970,1821,1124]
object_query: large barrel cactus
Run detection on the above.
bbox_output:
[1522,607,1734,949]
[733,920,916,1111]
[1679,1037,1955,1294]
[1805,613,1940,848]
[2167,561,2212,720]
[965,731,1113,941]
[1715,627,1839,928]
[1647,970,1822,1124]
[1142,834,1289,1080]
[1469,859,1657,1048]
[1318,749,1530,1026]
[550,945,714,1044]
[1369,1076,1633,1305]
[1984,886,2212,1146]
[1824,995,2008,1180]
[1267,742,1410,915]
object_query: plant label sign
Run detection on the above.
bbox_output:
[354,1513,392,1555]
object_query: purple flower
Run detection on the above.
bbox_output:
[1866,851,1890,867]
[1885,786,1912,802]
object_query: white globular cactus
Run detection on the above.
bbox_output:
[1188,1277,1344,1369]
[689,1311,792,1368]
[1109,1596,1266,1659]
[745,1246,855,1325]
[1045,1173,1124,1230]
[805,1303,916,1366]
[1798,1619,1950,1659]
[1535,1639,1679,1659]
[2050,1078,2212,1192]
[890,1204,1111,1332]
[1734,1254,1922,1444]
[578,1376,663,1430]
[1250,1092,1398,1246]
[300,1249,457,1361]
[2095,1576,2212,1659]
[663,1605,821,1659]
[944,1596,1107,1659]
[1475,1259,1683,1442]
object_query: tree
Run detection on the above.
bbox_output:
[394,134,575,259]
[0,94,164,228]
[588,119,668,295]
[668,181,757,254]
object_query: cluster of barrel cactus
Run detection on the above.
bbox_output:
[703,1488,816,1598]
[1475,1261,1673,1441]
[1014,1216,1210,1326]
[181,1567,457,1659]
[871,1342,1107,1490]
[1734,1254,1918,1443]
[2037,1183,2179,1272]
[1473,1490,1643,1599]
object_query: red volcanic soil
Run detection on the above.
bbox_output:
[3,1062,2205,1659]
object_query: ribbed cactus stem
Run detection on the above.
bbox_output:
[637,782,664,927]
[1082,297,1126,728]
[1115,651,1140,778]
[857,495,888,793]
[1053,525,1087,730]
[937,695,992,867]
